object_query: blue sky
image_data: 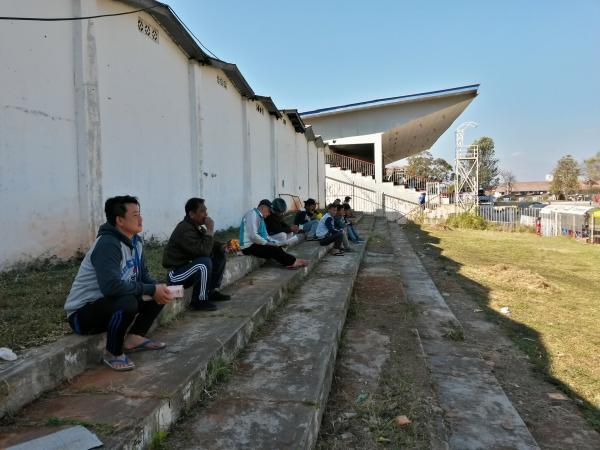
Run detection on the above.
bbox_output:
[168,0,600,181]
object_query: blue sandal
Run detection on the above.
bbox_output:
[103,355,135,372]
[124,339,166,353]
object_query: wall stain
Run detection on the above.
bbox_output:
[2,104,74,123]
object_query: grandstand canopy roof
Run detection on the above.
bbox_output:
[301,85,479,164]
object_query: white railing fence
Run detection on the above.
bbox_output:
[325,153,375,178]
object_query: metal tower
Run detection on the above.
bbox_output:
[454,122,479,212]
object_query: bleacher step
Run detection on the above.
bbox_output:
[387,223,540,449]
[163,216,374,449]
[0,231,359,449]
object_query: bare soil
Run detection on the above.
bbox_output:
[317,222,446,449]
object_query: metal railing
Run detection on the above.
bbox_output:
[326,175,422,224]
[384,168,436,192]
[476,205,542,230]
[325,153,375,177]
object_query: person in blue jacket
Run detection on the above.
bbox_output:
[64,196,174,371]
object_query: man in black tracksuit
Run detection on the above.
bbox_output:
[162,198,230,311]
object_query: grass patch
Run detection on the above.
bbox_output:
[45,416,116,435]
[149,430,169,450]
[206,357,234,386]
[0,224,242,351]
[412,225,600,430]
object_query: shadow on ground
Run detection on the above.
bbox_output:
[403,222,600,447]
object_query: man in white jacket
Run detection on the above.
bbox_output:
[239,199,308,269]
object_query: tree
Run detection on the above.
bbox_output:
[431,158,454,182]
[583,151,600,186]
[471,136,499,190]
[499,169,516,194]
[406,151,434,177]
[406,151,453,181]
[550,154,580,196]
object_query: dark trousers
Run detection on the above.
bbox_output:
[68,295,164,356]
[167,253,226,304]
[319,231,344,249]
[242,243,296,266]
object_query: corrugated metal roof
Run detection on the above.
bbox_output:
[540,204,600,216]
[300,84,480,118]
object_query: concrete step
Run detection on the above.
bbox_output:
[0,224,366,449]
[0,221,339,420]
[163,216,375,449]
[387,222,540,449]
[0,255,268,421]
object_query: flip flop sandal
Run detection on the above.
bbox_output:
[332,250,345,256]
[103,355,135,372]
[124,339,166,353]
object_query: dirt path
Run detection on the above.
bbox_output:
[403,224,600,450]
[317,218,446,449]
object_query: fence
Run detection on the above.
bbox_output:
[476,205,542,230]
[325,176,422,223]
[384,168,433,191]
[325,153,375,177]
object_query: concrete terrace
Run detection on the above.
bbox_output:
[0,215,547,450]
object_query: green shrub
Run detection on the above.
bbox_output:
[445,213,488,230]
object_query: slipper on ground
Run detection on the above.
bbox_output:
[124,339,166,353]
[103,355,135,372]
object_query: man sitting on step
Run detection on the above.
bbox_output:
[293,198,319,239]
[162,198,231,312]
[265,197,299,246]
[316,203,345,256]
[64,195,174,372]
[240,199,308,269]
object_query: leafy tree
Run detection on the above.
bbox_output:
[406,151,453,181]
[431,158,454,182]
[471,136,499,190]
[550,154,580,195]
[583,151,600,185]
[499,169,516,193]
[406,151,434,177]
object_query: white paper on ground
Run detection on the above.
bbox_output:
[6,425,103,450]
[0,347,17,361]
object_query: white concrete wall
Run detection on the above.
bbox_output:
[197,64,246,228]
[0,0,326,269]
[247,99,274,204]
[308,142,319,201]
[275,118,297,197]
[93,4,194,239]
[0,1,81,264]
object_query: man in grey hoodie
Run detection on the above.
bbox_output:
[64,196,173,371]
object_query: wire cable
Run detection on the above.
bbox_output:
[167,6,219,60]
[0,5,161,22]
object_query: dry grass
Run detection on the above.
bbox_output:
[0,226,240,351]
[417,226,600,429]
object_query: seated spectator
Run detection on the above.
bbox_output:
[316,203,345,256]
[240,199,308,269]
[343,204,363,243]
[334,205,353,252]
[293,198,319,239]
[265,198,299,245]
[342,196,354,217]
[162,198,230,312]
[64,196,174,372]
